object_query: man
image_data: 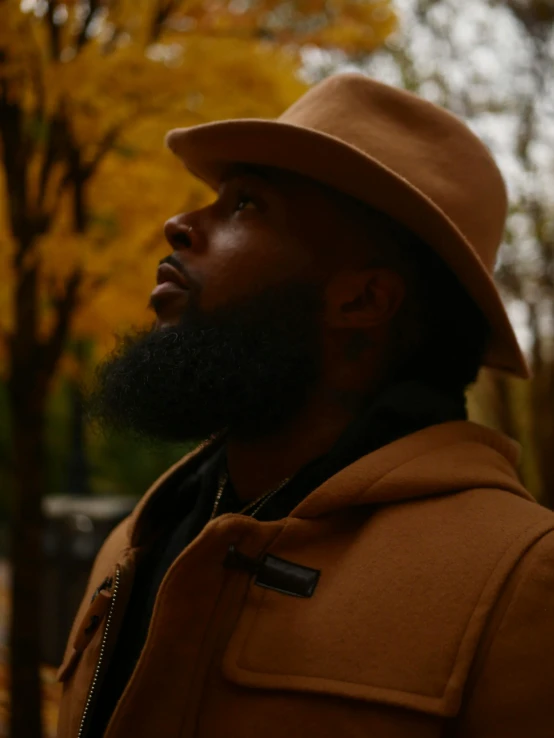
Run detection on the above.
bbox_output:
[57,74,554,738]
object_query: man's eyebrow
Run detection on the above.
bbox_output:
[219,166,281,195]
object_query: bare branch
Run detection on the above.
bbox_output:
[45,0,61,60]
[39,269,82,382]
[81,122,126,181]
[0,80,32,256]
[75,0,100,52]
[37,107,67,210]
[150,0,183,43]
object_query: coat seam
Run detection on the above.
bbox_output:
[292,438,525,519]
[451,525,554,708]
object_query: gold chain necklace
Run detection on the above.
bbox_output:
[210,468,291,520]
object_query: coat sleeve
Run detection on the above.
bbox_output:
[454,529,554,738]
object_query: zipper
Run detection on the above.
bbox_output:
[77,565,121,738]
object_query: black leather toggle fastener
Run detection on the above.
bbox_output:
[223,544,320,598]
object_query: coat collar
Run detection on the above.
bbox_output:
[128,420,529,546]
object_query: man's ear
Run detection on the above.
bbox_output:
[324,268,406,329]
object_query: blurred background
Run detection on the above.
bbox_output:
[0,0,553,736]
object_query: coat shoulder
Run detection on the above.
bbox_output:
[454,527,554,737]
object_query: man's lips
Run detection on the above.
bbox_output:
[156,263,189,288]
[151,263,190,298]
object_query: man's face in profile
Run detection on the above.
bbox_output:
[89,165,337,443]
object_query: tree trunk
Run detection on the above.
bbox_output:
[7,251,46,737]
[8,377,46,738]
[2,46,83,738]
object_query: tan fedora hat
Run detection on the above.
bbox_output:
[166,72,529,378]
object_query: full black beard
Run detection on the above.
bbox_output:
[87,282,323,443]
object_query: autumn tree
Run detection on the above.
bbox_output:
[0,1,396,735]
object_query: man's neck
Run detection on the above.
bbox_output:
[224,387,369,503]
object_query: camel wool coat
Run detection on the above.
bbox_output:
[56,421,554,738]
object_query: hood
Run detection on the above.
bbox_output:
[290,420,531,519]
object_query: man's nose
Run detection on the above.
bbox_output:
[164,216,194,250]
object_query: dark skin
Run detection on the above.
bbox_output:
[160,164,406,502]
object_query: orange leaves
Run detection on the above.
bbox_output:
[169,0,397,50]
[0,0,395,373]
[310,0,397,53]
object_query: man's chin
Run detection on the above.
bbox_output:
[149,292,195,329]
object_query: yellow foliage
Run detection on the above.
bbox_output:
[0,0,395,373]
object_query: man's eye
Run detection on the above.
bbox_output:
[235,193,256,212]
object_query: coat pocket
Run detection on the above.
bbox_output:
[221,515,554,720]
[222,580,463,718]
[220,540,508,722]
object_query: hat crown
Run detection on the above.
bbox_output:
[280,74,507,273]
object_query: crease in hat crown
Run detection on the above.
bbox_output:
[165,72,529,379]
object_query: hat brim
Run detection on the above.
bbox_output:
[166,119,530,379]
